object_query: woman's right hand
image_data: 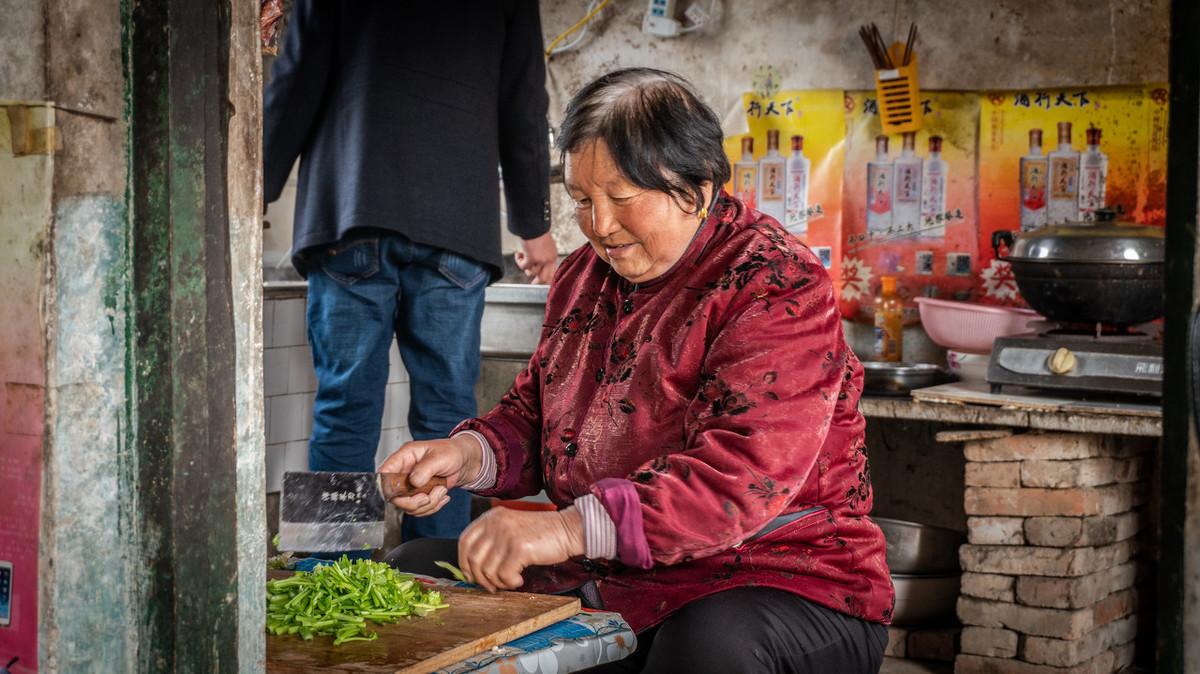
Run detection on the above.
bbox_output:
[378,435,482,517]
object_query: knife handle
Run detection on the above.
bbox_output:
[377,473,449,500]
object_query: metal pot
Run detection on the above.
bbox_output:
[992,210,1164,326]
[861,362,953,396]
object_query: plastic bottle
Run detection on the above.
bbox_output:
[874,276,903,362]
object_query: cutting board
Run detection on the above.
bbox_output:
[266,579,581,674]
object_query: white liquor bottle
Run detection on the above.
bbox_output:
[1077,127,1109,221]
[757,129,787,224]
[866,135,894,235]
[1019,129,1049,231]
[733,136,758,209]
[892,132,923,237]
[1046,121,1080,224]
[785,134,811,234]
[920,135,947,238]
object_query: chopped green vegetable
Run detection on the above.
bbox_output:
[272,533,281,548]
[266,556,448,645]
[434,560,468,583]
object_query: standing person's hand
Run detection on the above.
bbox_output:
[457,506,585,592]
[378,436,481,517]
[515,232,558,284]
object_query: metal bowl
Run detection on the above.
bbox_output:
[875,517,965,574]
[891,573,961,626]
[861,362,953,396]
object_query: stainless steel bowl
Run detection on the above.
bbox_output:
[861,362,953,396]
[876,517,965,574]
[891,573,960,626]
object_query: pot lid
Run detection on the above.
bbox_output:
[1009,209,1164,263]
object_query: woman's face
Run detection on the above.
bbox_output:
[564,140,710,284]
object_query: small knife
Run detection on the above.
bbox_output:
[277,471,448,553]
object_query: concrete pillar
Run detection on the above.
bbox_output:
[0,0,264,671]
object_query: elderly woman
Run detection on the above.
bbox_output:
[382,68,893,673]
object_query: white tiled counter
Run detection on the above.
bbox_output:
[263,288,412,492]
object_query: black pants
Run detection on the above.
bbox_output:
[384,539,889,674]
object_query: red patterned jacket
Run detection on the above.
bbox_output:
[457,193,895,631]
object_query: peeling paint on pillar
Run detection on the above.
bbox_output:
[42,194,134,673]
[229,0,267,669]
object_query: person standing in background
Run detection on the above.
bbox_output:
[263,0,556,546]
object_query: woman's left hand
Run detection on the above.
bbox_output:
[457,506,585,592]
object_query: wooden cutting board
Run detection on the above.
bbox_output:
[266,582,581,674]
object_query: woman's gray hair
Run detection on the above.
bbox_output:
[557,68,731,214]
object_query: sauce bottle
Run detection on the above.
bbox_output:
[874,276,903,362]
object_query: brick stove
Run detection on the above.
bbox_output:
[953,431,1154,673]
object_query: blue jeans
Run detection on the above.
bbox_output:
[304,232,485,541]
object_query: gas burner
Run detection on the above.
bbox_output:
[1027,320,1155,340]
[987,331,1163,398]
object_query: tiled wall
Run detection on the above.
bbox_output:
[263,294,412,492]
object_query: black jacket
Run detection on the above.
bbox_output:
[263,0,550,278]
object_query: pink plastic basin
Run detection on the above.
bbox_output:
[915,297,1041,355]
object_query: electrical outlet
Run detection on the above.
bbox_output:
[684,2,709,26]
[642,0,680,36]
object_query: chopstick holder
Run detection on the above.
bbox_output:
[874,42,922,134]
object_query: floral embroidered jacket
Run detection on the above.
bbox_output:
[456,193,895,631]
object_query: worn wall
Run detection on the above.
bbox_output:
[0,2,46,99]
[37,0,134,670]
[538,0,1170,252]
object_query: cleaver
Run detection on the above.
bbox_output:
[278,471,446,553]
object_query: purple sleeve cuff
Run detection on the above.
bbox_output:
[453,431,497,491]
[451,417,525,497]
[591,478,653,569]
[574,494,617,560]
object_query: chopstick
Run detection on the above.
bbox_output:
[858,22,918,69]
[858,23,893,69]
[901,23,918,66]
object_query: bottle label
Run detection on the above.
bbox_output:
[873,321,900,361]
[867,164,893,215]
[786,167,809,228]
[1020,158,1048,211]
[895,164,921,203]
[735,166,758,208]
[921,170,945,217]
[761,163,784,202]
[1078,164,1106,216]
[1049,157,1079,200]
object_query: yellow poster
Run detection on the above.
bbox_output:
[841,91,981,322]
[722,89,846,280]
[977,85,1169,304]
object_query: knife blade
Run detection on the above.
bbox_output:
[277,471,449,552]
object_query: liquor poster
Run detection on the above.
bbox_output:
[977,85,1169,305]
[840,91,980,322]
[721,89,846,282]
